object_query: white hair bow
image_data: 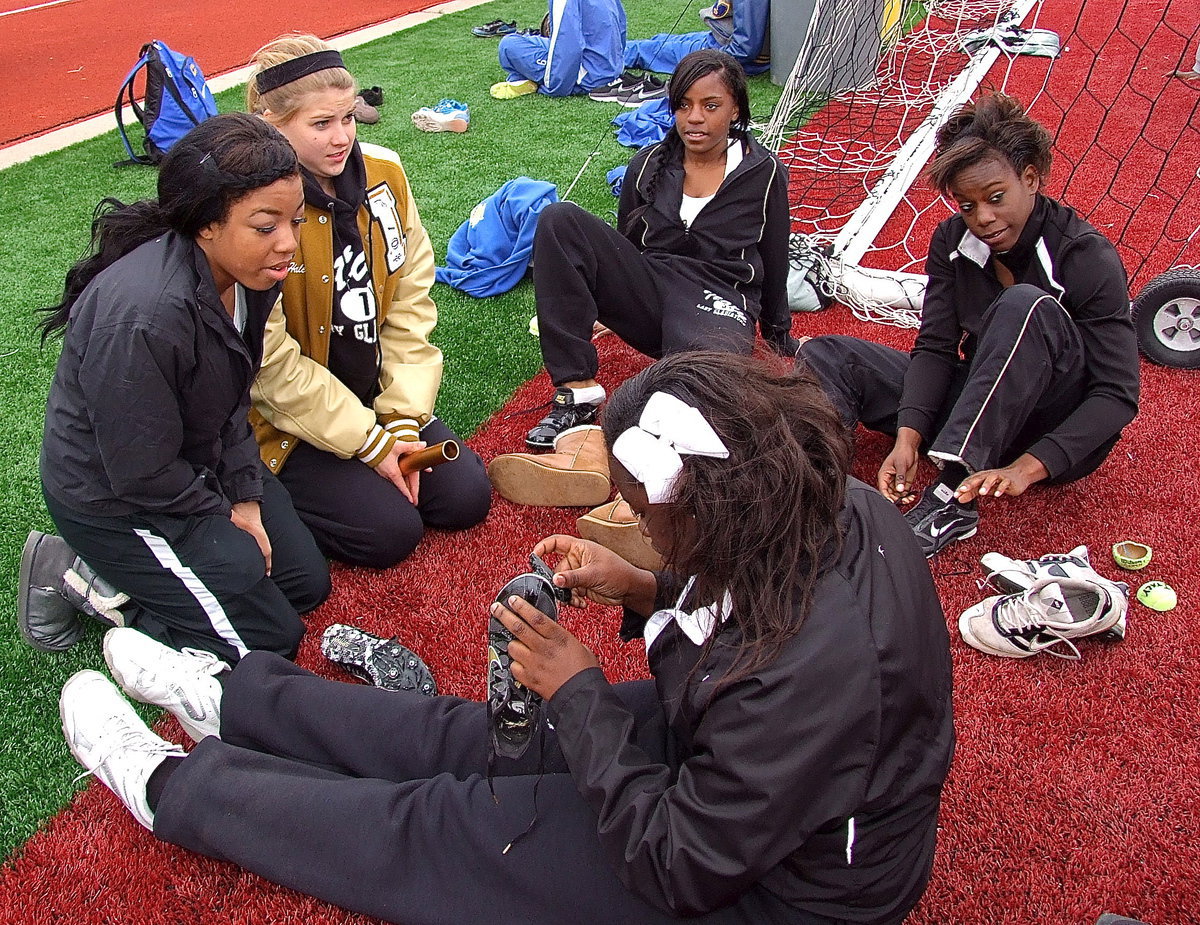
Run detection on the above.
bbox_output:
[612,391,730,503]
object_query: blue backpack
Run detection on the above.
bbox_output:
[115,41,217,166]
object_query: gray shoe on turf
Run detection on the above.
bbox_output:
[60,669,186,831]
[17,530,85,652]
[103,627,227,742]
[958,575,1128,659]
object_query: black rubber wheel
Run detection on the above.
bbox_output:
[1131,267,1200,369]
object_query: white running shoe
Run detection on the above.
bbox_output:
[959,576,1128,659]
[411,98,470,133]
[103,627,227,742]
[60,670,186,830]
[979,545,1129,640]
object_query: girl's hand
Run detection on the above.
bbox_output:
[954,454,1048,502]
[374,441,425,505]
[492,595,599,701]
[533,535,658,616]
[878,428,922,504]
[231,500,272,575]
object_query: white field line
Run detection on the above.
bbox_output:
[0,0,493,170]
[0,0,75,18]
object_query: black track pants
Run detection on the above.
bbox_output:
[155,653,836,925]
[44,467,330,663]
[798,285,1114,482]
[277,419,492,570]
[534,202,756,385]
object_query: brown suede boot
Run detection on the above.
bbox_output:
[577,495,664,571]
[488,425,612,507]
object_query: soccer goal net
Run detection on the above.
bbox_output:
[764,0,1200,327]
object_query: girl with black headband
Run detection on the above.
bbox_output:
[58,351,953,925]
[21,113,330,663]
[245,33,491,570]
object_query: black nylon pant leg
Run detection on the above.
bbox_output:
[154,654,822,925]
[931,284,1091,475]
[277,419,491,570]
[43,468,328,663]
[796,335,913,435]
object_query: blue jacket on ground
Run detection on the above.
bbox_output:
[612,98,672,147]
[624,0,770,75]
[435,178,559,298]
[498,0,627,96]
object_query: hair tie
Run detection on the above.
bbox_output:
[612,392,729,503]
[256,50,346,94]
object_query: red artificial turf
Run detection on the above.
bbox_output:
[2,0,1199,921]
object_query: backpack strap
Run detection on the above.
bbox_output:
[113,45,156,167]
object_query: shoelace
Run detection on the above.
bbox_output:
[991,591,1081,660]
[72,725,185,786]
[179,647,230,676]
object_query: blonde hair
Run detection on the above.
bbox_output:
[245,33,356,123]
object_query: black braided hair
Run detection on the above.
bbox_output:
[39,112,298,341]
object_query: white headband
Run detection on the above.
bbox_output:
[612,391,729,503]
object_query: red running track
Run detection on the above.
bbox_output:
[0,0,446,146]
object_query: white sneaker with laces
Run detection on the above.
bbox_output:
[60,670,186,831]
[958,576,1128,659]
[979,545,1130,640]
[103,627,227,742]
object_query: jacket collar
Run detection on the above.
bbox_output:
[953,193,1049,270]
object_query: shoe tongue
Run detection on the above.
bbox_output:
[1033,581,1071,619]
[1034,581,1100,625]
[932,482,956,503]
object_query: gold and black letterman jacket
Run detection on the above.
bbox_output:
[250,142,443,474]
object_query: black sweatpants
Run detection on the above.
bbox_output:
[44,467,330,664]
[534,201,757,385]
[277,418,492,570]
[799,284,1115,482]
[154,653,834,925]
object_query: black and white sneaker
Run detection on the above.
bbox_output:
[904,482,979,558]
[321,624,437,695]
[588,72,667,107]
[471,18,517,36]
[525,387,601,450]
[488,555,570,761]
[979,545,1129,640]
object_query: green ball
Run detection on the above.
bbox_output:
[1136,581,1177,612]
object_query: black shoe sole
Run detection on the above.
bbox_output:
[488,571,562,760]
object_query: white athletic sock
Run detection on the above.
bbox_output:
[570,385,606,406]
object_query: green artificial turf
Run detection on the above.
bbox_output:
[0,0,782,860]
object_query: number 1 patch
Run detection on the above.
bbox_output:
[367,183,407,274]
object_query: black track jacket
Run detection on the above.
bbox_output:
[900,195,1139,478]
[548,480,955,923]
[41,233,279,518]
[618,134,795,356]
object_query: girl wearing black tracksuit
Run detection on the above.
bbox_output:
[799,93,1139,558]
[524,49,795,448]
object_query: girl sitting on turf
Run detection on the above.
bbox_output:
[798,91,1140,558]
[244,34,491,570]
[521,49,796,451]
[60,350,954,925]
[23,113,330,664]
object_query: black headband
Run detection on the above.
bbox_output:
[256,50,346,94]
